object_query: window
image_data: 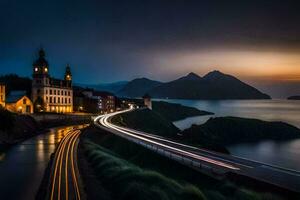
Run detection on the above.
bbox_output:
[46,96,48,103]
[23,98,27,104]
[58,97,60,103]
[68,91,70,96]
[50,90,52,95]
[65,98,67,104]
[50,97,52,103]
[54,97,56,103]
[69,98,71,104]
[58,90,60,95]
[65,91,67,96]
[45,90,48,95]
[54,90,56,95]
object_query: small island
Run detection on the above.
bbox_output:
[181,117,300,148]
[287,96,300,100]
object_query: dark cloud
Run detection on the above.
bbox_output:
[0,0,300,84]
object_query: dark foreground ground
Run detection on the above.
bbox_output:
[77,126,296,200]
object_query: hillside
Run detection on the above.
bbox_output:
[148,71,270,99]
[0,74,32,95]
[152,101,213,121]
[111,101,212,137]
[75,81,128,93]
[111,109,180,137]
[117,78,162,97]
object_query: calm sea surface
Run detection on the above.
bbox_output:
[160,99,300,171]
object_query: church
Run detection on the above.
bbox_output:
[31,49,73,113]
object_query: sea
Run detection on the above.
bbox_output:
[160,99,300,171]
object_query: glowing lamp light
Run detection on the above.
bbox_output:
[45,67,48,72]
[35,67,38,72]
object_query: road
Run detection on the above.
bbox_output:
[48,128,83,200]
[94,108,300,193]
[0,125,85,200]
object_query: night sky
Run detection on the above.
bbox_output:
[1,0,300,97]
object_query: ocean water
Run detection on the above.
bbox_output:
[160,99,300,171]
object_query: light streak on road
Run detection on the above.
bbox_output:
[49,129,82,200]
[94,109,240,171]
[95,108,300,193]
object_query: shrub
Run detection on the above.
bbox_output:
[0,107,15,131]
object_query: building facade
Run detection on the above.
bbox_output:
[32,49,73,113]
[79,89,115,113]
[6,91,33,114]
[0,84,5,108]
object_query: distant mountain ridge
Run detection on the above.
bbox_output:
[118,71,271,99]
[118,78,162,97]
[75,81,128,93]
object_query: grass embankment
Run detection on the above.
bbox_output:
[152,101,213,121]
[111,100,212,137]
[112,109,180,137]
[0,108,39,147]
[79,127,283,200]
[182,117,300,146]
[111,107,228,153]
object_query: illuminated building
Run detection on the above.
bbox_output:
[80,89,116,113]
[31,49,73,113]
[5,91,33,114]
[0,84,5,108]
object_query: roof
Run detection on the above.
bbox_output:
[6,91,28,103]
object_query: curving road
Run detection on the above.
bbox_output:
[48,129,82,200]
[94,108,300,194]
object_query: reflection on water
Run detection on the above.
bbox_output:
[161,99,300,171]
[161,99,300,130]
[228,139,300,171]
[0,124,87,200]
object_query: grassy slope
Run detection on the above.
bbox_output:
[80,127,283,200]
[111,101,213,137]
[181,117,300,146]
[111,109,180,137]
[152,101,213,121]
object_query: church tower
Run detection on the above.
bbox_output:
[32,48,50,111]
[64,64,72,87]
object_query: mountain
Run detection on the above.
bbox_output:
[117,78,162,97]
[148,71,271,99]
[75,81,128,94]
